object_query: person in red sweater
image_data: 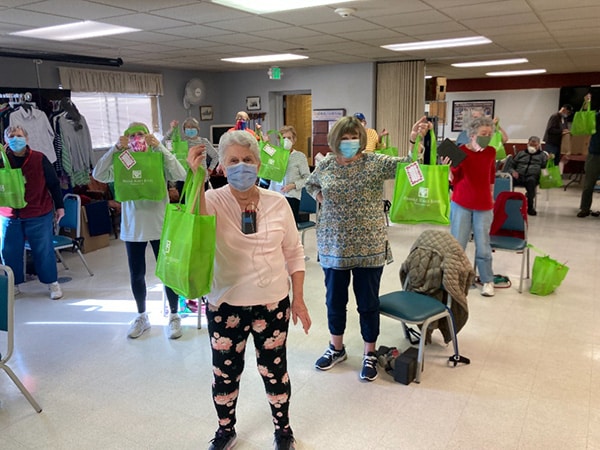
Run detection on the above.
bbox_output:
[1,125,64,299]
[448,116,496,297]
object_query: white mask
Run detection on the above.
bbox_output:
[283,137,293,151]
[527,145,538,154]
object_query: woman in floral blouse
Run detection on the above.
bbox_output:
[305,115,427,382]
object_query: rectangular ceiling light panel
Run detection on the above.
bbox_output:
[212,0,354,14]
[452,58,528,68]
[382,36,491,52]
[11,21,140,41]
[222,53,308,63]
[486,69,546,76]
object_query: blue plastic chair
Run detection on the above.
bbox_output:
[0,265,42,412]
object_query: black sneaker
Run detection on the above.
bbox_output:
[209,429,237,450]
[315,343,347,370]
[577,210,590,218]
[527,208,537,216]
[274,428,296,450]
[360,352,378,381]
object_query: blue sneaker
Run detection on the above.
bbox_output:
[315,343,347,370]
[360,352,378,381]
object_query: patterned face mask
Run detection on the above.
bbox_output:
[129,135,148,152]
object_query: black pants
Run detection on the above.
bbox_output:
[286,197,301,223]
[125,240,178,314]
[513,174,539,211]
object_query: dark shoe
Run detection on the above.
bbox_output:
[209,429,237,450]
[577,210,590,218]
[274,428,296,450]
[315,343,347,370]
[360,352,378,381]
[527,208,537,216]
[591,211,600,217]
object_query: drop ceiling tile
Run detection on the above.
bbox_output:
[208,16,291,33]
[158,24,232,39]
[102,13,190,29]
[19,0,129,19]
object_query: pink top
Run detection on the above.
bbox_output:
[450,145,496,211]
[205,185,305,307]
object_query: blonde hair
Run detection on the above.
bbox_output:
[327,116,367,155]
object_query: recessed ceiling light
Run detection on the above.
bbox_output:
[425,75,433,79]
[452,58,528,68]
[222,53,308,64]
[10,21,140,41]
[486,69,546,76]
[212,0,354,14]
[382,36,491,52]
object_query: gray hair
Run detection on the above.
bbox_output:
[4,125,28,141]
[182,117,200,132]
[218,130,260,163]
[465,116,494,138]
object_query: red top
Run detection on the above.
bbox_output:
[450,145,496,211]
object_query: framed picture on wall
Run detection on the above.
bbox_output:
[451,99,495,132]
[246,96,261,111]
[200,105,213,121]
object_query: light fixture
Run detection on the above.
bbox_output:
[10,21,140,41]
[425,75,433,79]
[382,36,491,52]
[222,53,308,64]
[211,0,354,14]
[452,58,528,68]
[486,69,546,76]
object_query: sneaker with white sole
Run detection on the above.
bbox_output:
[48,281,63,300]
[168,313,182,339]
[14,284,22,296]
[360,352,378,381]
[481,282,495,297]
[315,343,347,370]
[127,313,151,339]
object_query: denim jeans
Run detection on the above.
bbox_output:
[323,266,383,343]
[0,211,57,285]
[450,201,494,283]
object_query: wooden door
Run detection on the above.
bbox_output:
[284,94,312,159]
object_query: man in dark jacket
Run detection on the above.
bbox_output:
[577,110,600,217]
[505,136,549,215]
[543,104,572,167]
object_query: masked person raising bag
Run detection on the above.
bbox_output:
[92,122,186,339]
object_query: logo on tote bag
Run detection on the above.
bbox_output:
[0,185,4,192]
[132,170,142,179]
[418,187,429,198]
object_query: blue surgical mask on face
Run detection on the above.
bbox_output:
[226,162,258,192]
[7,136,27,152]
[184,128,198,138]
[339,139,361,158]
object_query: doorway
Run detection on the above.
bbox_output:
[282,93,312,159]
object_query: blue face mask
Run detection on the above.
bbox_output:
[339,139,361,158]
[7,136,27,152]
[226,162,258,192]
[184,128,198,138]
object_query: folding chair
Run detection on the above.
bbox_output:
[297,188,318,260]
[490,191,530,293]
[25,194,94,276]
[0,265,42,412]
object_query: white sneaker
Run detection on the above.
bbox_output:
[481,282,495,297]
[127,313,151,339]
[168,313,182,339]
[14,284,22,296]
[48,281,63,300]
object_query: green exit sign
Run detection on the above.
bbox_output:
[269,67,281,80]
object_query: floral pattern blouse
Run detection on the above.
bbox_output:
[305,152,404,269]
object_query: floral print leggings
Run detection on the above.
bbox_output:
[207,297,292,433]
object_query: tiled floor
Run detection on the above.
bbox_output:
[1,184,599,449]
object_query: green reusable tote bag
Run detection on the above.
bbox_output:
[570,102,596,136]
[489,121,507,160]
[374,135,398,156]
[156,169,216,299]
[539,159,563,189]
[113,150,166,202]
[170,127,189,170]
[0,148,27,209]
[528,245,569,296]
[389,130,450,225]
[257,130,290,182]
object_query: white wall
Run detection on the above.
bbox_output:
[445,88,560,143]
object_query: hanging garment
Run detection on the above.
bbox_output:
[8,105,56,163]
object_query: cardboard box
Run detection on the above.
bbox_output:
[567,134,590,155]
